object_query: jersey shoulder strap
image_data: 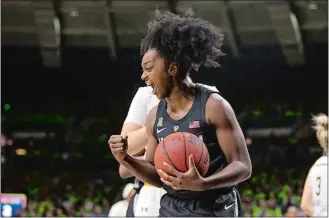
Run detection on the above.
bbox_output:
[196,83,221,118]
[153,99,166,136]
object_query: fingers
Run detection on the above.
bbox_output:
[163,162,181,176]
[108,135,124,144]
[108,135,128,150]
[159,177,181,191]
[109,143,126,149]
[158,164,183,190]
[111,147,125,153]
[188,154,196,170]
[158,169,175,182]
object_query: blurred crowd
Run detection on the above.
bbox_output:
[4,170,124,217]
[3,167,309,217]
[240,169,307,217]
[1,102,324,217]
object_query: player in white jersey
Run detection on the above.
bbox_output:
[115,85,165,216]
[301,113,328,217]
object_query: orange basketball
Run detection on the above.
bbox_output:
[154,132,209,177]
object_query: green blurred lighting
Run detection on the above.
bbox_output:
[4,104,11,111]
[252,109,262,116]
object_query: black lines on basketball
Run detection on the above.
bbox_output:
[181,132,189,172]
[196,137,204,168]
[162,138,177,172]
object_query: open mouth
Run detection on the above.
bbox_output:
[146,82,155,89]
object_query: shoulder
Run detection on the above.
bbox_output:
[134,86,153,99]
[205,93,237,126]
[310,156,328,171]
[206,93,231,112]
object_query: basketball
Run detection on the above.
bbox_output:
[154,132,210,177]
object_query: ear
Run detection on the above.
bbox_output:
[168,63,179,76]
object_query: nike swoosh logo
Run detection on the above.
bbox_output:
[224,203,235,210]
[157,128,166,134]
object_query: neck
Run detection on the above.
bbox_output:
[166,78,195,112]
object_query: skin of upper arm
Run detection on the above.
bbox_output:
[120,87,149,155]
[121,122,143,136]
[301,172,314,216]
[144,105,159,164]
[206,93,251,168]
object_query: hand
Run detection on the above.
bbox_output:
[158,154,205,191]
[108,135,128,163]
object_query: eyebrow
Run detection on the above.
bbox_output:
[141,60,152,67]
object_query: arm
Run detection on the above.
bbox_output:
[117,88,150,178]
[120,106,162,187]
[301,173,314,216]
[202,94,252,190]
[118,125,148,178]
[123,126,147,155]
[119,152,144,179]
[122,87,150,155]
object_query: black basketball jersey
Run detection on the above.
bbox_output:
[153,84,232,199]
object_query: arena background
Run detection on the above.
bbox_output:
[1,0,328,217]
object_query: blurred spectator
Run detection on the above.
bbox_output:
[108,183,135,217]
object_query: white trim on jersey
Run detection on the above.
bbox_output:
[232,189,238,217]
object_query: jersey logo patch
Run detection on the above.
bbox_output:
[173,126,179,132]
[189,121,200,129]
[157,117,163,127]
[156,128,166,134]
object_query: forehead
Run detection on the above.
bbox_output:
[142,49,158,65]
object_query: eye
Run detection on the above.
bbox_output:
[145,67,153,72]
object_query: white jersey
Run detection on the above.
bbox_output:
[124,85,219,216]
[124,86,159,126]
[308,156,328,216]
[124,86,164,216]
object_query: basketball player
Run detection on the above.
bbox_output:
[109,10,252,217]
[301,113,328,217]
[118,79,218,216]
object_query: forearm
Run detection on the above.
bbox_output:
[125,127,147,155]
[203,161,251,190]
[119,155,144,178]
[121,154,162,187]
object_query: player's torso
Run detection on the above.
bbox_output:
[310,156,328,216]
[153,84,229,199]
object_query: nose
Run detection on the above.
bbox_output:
[141,71,148,81]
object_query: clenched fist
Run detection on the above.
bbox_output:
[108,135,128,163]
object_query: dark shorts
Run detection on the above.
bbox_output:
[126,190,140,217]
[159,188,243,217]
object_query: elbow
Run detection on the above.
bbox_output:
[245,165,252,180]
[300,201,311,216]
[119,165,132,179]
[243,158,252,180]
[238,161,252,181]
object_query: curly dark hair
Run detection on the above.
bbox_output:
[140,9,225,75]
